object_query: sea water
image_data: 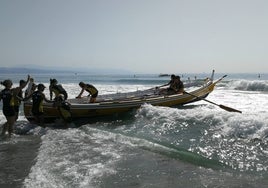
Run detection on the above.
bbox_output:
[1,72,268,188]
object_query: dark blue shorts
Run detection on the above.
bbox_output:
[3,106,15,117]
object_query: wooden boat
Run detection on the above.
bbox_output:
[159,73,170,77]
[23,74,226,123]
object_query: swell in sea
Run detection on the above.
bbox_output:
[1,72,268,188]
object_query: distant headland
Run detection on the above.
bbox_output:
[0,66,133,74]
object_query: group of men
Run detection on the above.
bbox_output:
[0,76,98,137]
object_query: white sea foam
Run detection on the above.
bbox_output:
[23,127,125,188]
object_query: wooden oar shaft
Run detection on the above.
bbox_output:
[201,98,218,106]
[184,91,242,113]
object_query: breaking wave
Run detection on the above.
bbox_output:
[227,80,268,92]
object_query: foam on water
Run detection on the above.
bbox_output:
[27,126,226,186]
[23,127,125,188]
[21,123,227,187]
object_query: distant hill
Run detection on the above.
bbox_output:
[0,67,70,74]
[0,67,133,74]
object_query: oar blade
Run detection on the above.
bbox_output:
[219,104,242,113]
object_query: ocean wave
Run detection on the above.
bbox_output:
[227,80,268,91]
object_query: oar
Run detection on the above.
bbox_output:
[183,91,242,113]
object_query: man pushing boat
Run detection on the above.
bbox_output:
[76,82,98,103]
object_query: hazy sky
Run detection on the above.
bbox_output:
[1,0,268,73]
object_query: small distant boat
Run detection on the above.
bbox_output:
[23,71,226,123]
[159,74,170,77]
